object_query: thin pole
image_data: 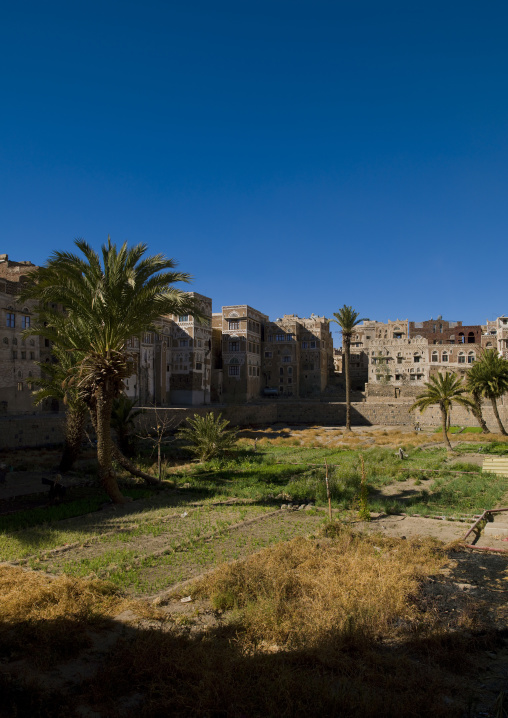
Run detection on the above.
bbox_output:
[325,459,332,521]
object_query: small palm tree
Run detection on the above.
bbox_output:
[32,345,88,471]
[177,413,238,462]
[329,306,366,431]
[410,372,475,452]
[466,349,508,435]
[20,238,201,503]
[465,361,490,434]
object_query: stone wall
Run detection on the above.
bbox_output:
[0,414,65,449]
[3,398,508,449]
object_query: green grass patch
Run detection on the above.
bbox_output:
[433,426,483,434]
[0,487,155,533]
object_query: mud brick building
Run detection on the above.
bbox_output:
[210,309,334,401]
[264,313,333,398]
[409,317,482,345]
[212,305,268,403]
[361,316,502,400]
[124,292,213,406]
[0,255,52,414]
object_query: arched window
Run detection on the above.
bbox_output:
[431,351,438,362]
[442,351,448,363]
[458,333,465,344]
[486,342,493,347]
[458,352,465,364]
[468,351,475,364]
[468,332,475,344]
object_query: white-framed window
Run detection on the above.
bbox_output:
[21,315,30,329]
[229,320,240,330]
[431,352,438,362]
[442,352,448,362]
[178,315,189,322]
[468,352,475,364]
[458,352,465,363]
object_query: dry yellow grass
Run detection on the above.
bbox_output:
[0,566,148,667]
[195,527,446,650]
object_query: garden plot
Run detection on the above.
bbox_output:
[19,503,326,596]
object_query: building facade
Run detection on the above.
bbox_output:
[0,255,51,414]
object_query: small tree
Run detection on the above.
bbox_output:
[31,345,88,472]
[177,412,238,462]
[137,406,181,480]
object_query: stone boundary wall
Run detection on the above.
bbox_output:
[0,414,66,450]
[2,400,508,449]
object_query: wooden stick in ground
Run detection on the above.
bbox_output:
[325,459,332,521]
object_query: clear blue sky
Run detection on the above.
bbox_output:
[1,1,507,346]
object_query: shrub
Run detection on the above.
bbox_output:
[176,412,238,462]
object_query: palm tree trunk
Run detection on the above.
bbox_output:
[441,407,453,452]
[490,397,507,435]
[96,382,130,504]
[90,403,163,487]
[471,390,489,434]
[111,444,166,486]
[59,408,86,472]
[344,334,352,431]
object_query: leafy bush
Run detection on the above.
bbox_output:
[177,412,238,462]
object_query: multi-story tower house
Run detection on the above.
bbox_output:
[213,305,267,403]
[263,314,333,398]
[0,254,46,414]
[483,316,508,358]
[348,319,408,389]
[263,316,299,397]
[168,293,212,405]
[124,292,212,406]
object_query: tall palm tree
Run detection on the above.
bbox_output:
[410,372,475,452]
[20,238,201,503]
[466,349,508,435]
[32,345,88,471]
[329,306,366,431]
